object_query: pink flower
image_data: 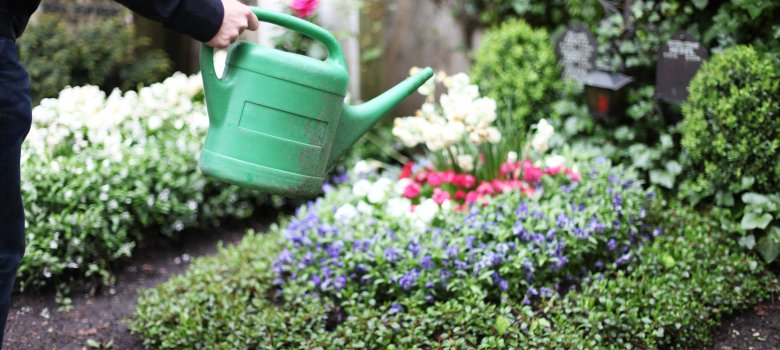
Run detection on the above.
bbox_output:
[455,190,466,200]
[403,182,421,199]
[491,179,507,193]
[291,0,319,18]
[476,181,494,195]
[399,162,414,179]
[463,175,476,188]
[522,160,543,183]
[414,169,430,184]
[427,172,443,187]
[545,166,563,175]
[565,168,581,182]
[465,191,480,204]
[441,169,456,184]
[432,188,451,205]
[499,161,520,178]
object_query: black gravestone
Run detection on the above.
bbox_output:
[556,24,598,82]
[655,32,708,104]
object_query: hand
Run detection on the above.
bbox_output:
[207,0,260,49]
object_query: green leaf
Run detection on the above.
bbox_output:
[742,193,769,206]
[739,234,756,250]
[665,161,682,176]
[650,170,674,189]
[691,0,708,10]
[740,176,755,190]
[757,235,780,263]
[496,316,511,335]
[716,191,735,207]
[86,338,101,348]
[741,212,773,230]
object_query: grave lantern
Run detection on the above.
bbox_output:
[582,70,634,121]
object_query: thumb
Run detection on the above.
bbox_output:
[247,10,260,31]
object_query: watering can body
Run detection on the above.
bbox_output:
[199,7,432,198]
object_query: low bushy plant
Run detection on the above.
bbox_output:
[17,15,171,104]
[681,45,779,195]
[19,73,265,295]
[132,156,666,348]
[471,19,562,137]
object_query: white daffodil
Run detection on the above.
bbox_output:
[531,119,554,153]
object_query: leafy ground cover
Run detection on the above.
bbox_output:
[130,162,778,348]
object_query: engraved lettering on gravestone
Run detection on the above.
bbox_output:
[556,24,598,82]
[656,32,708,104]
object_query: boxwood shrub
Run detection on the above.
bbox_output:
[681,45,780,196]
[471,19,562,137]
[19,74,266,294]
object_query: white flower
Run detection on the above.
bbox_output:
[507,151,518,163]
[486,127,502,144]
[356,201,374,216]
[387,198,411,218]
[414,198,439,223]
[531,119,554,153]
[352,161,373,176]
[546,155,567,169]
[352,179,372,197]
[367,180,390,204]
[334,204,358,222]
[457,154,474,172]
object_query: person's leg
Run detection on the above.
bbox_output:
[0,36,32,347]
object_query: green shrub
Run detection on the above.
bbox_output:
[18,15,171,105]
[681,46,779,195]
[471,19,562,136]
[19,73,265,295]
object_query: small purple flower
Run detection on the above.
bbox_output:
[556,213,571,228]
[526,287,539,296]
[588,216,606,233]
[515,202,529,218]
[546,229,557,240]
[425,281,434,289]
[615,252,632,266]
[384,247,399,263]
[302,252,314,265]
[333,276,346,290]
[326,241,343,259]
[532,233,545,244]
[310,274,321,286]
[612,192,623,210]
[499,279,509,291]
[652,225,662,237]
[420,255,434,270]
[514,222,531,241]
[425,295,435,303]
[540,287,555,298]
[594,261,604,269]
[398,269,419,290]
[332,172,349,184]
[276,249,294,265]
[646,191,656,200]
[439,269,452,281]
[454,260,469,270]
[465,236,476,248]
[388,302,403,314]
[573,227,588,239]
[608,175,619,184]
[532,210,545,219]
[447,244,460,259]
[612,219,621,230]
[607,239,617,251]
[408,243,421,257]
[322,182,334,193]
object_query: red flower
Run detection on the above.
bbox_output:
[455,190,466,200]
[465,191,480,204]
[432,188,451,205]
[491,179,507,193]
[399,162,414,179]
[522,160,543,183]
[414,169,429,184]
[441,169,456,183]
[403,182,421,199]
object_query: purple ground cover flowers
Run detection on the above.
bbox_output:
[271,159,659,313]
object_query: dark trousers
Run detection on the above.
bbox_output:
[0,36,31,347]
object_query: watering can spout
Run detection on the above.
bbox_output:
[329,67,434,168]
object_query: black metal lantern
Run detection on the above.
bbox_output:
[582,70,634,121]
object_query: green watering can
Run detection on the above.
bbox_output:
[199,7,433,198]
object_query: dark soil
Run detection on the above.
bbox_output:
[3,209,280,350]
[3,207,779,349]
[700,298,780,350]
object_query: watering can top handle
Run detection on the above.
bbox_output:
[249,7,346,68]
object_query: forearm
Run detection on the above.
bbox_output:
[114,0,224,42]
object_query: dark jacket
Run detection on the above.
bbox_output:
[0,0,224,42]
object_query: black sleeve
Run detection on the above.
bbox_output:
[115,0,224,42]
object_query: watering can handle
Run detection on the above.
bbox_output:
[252,7,346,67]
[200,7,347,78]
